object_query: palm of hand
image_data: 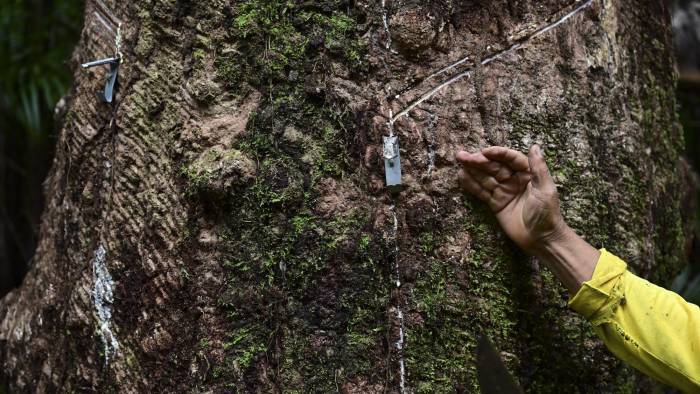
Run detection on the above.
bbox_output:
[496,184,557,251]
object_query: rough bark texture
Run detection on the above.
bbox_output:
[0,0,692,392]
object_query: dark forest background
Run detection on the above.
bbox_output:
[673,0,700,303]
[0,0,83,296]
[1,0,700,303]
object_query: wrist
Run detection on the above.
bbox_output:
[529,222,600,295]
[527,218,573,256]
[537,220,574,253]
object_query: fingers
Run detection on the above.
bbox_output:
[458,168,493,204]
[481,146,530,172]
[527,144,556,193]
[456,151,512,177]
[457,147,528,180]
[455,150,474,164]
[456,151,491,167]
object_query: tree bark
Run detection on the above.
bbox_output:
[0,0,692,392]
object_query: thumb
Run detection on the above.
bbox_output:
[528,145,555,192]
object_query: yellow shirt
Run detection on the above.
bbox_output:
[568,249,700,393]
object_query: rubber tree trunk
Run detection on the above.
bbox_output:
[0,0,692,392]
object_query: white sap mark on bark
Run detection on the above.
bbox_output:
[425,114,437,178]
[381,0,393,50]
[13,321,31,341]
[388,109,395,137]
[479,43,523,68]
[391,0,595,122]
[392,71,473,121]
[104,160,113,185]
[406,114,437,179]
[424,55,470,83]
[427,149,435,177]
[388,205,407,393]
[530,0,594,40]
[91,244,119,365]
[395,307,406,393]
[390,205,400,288]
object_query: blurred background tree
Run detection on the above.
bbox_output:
[672,0,700,304]
[0,0,83,298]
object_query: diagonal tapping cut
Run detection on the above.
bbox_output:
[94,10,116,35]
[94,0,121,27]
[424,0,594,83]
[91,0,122,38]
[390,0,595,122]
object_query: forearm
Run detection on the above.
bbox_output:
[531,222,700,391]
[531,225,600,295]
[568,250,700,392]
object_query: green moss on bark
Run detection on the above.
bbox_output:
[189,1,376,390]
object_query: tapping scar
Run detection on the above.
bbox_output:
[390,0,595,122]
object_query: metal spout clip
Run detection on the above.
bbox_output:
[81,57,120,103]
[383,135,402,192]
[82,22,122,103]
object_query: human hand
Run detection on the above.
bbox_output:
[456,145,568,253]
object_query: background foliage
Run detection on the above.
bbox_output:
[0,0,83,297]
[671,0,700,304]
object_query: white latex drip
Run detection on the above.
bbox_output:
[530,0,594,40]
[388,109,395,137]
[92,244,119,365]
[426,114,436,177]
[390,205,400,287]
[382,0,393,50]
[396,308,406,393]
[392,70,472,121]
[424,55,470,83]
[427,147,436,177]
[389,205,407,393]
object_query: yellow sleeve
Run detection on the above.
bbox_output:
[568,249,700,393]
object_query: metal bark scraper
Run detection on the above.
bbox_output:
[477,335,523,394]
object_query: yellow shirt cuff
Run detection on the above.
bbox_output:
[568,248,627,324]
